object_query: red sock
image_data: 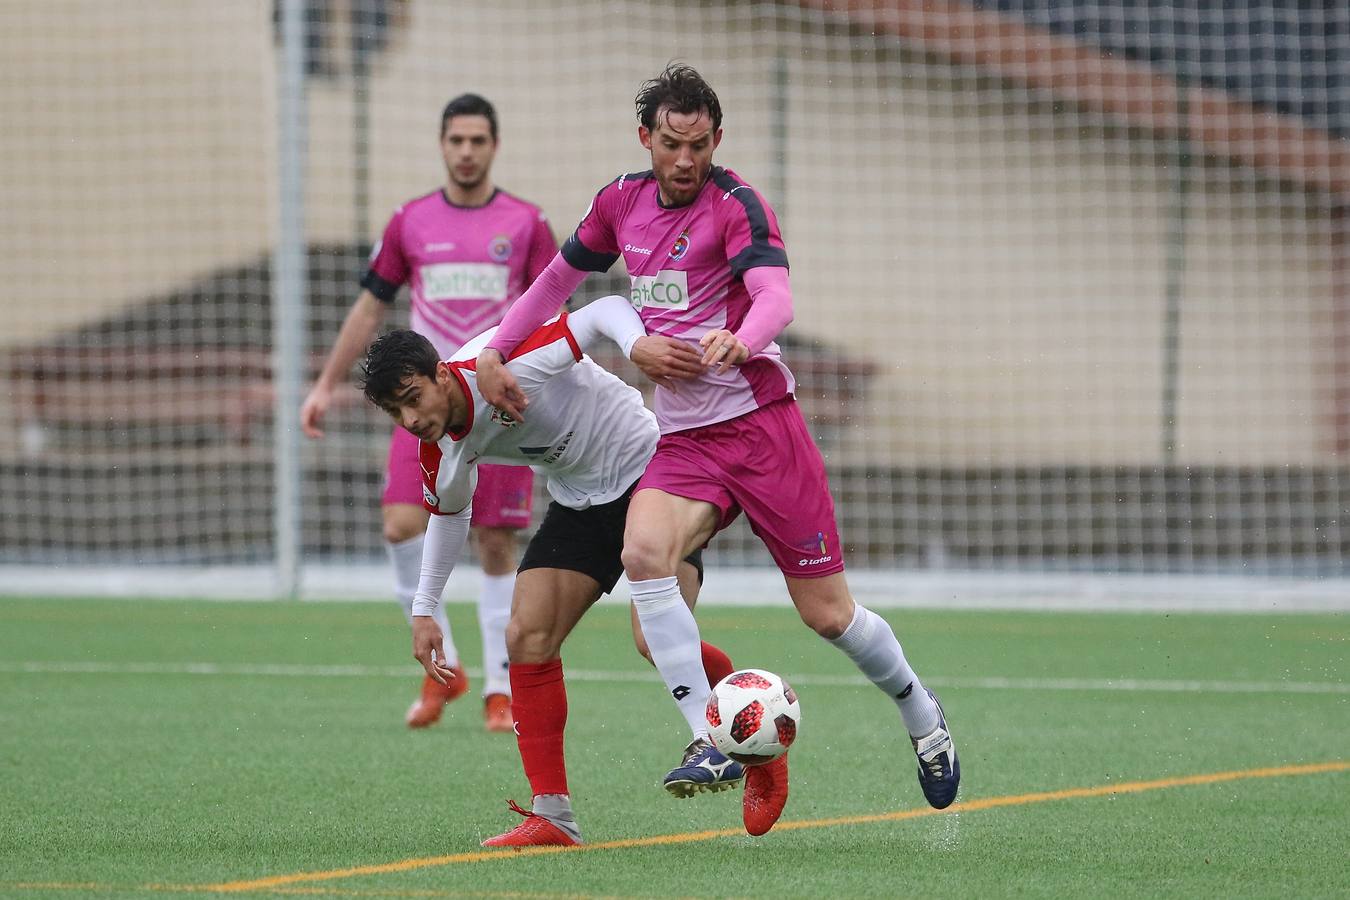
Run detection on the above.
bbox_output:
[701,641,735,687]
[508,659,569,797]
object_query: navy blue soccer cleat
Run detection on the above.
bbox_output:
[911,690,960,809]
[663,737,745,798]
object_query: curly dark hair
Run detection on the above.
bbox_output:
[361,329,439,408]
[635,62,723,132]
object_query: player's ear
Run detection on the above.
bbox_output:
[638,125,653,150]
[435,361,452,384]
[712,127,723,149]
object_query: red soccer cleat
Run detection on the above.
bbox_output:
[742,753,789,836]
[481,800,581,848]
[483,693,514,733]
[405,666,468,728]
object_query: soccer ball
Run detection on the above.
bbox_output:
[705,668,801,766]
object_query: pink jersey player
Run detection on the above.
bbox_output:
[300,94,558,736]
[558,167,796,432]
[363,187,555,359]
[473,66,958,850]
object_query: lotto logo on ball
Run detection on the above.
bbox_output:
[705,668,801,766]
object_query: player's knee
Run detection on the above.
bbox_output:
[474,527,518,574]
[798,602,854,641]
[382,519,422,544]
[505,617,558,663]
[621,539,676,581]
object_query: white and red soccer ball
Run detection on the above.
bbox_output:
[705,668,801,766]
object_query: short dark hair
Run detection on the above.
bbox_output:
[440,92,498,140]
[361,330,439,407]
[635,63,723,133]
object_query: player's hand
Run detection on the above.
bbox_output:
[411,615,457,685]
[630,335,705,390]
[299,383,332,439]
[476,349,529,421]
[699,329,750,375]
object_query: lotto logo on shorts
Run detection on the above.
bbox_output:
[423,484,439,507]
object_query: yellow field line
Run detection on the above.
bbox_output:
[200,759,1348,894]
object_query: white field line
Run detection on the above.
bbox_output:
[4,564,1349,611]
[1,660,1345,695]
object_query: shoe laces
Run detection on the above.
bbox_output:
[916,731,952,778]
[680,737,713,766]
[499,799,560,841]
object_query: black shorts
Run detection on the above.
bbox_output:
[518,482,704,594]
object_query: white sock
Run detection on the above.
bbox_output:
[829,604,940,737]
[477,572,514,697]
[387,534,458,667]
[628,576,710,739]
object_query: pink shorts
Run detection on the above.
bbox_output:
[382,426,533,529]
[635,398,844,577]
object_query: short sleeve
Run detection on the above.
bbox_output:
[419,438,475,515]
[360,207,410,302]
[560,182,622,273]
[505,314,584,397]
[715,177,789,277]
[524,210,559,285]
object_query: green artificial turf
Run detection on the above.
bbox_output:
[0,597,1344,899]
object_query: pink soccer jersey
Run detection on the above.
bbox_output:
[561,167,795,433]
[362,188,556,358]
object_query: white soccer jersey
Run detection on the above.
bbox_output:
[419,300,656,514]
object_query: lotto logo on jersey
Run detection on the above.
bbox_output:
[630,270,689,311]
[419,263,509,302]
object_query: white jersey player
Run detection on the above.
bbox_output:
[358,295,739,848]
[412,314,657,520]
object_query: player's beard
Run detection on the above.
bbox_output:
[451,169,486,192]
[657,166,707,206]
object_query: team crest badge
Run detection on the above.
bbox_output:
[488,235,512,262]
[669,230,690,260]
[490,408,519,428]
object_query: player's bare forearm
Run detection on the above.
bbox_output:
[301,291,386,437]
[316,291,386,389]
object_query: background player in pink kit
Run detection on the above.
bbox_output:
[360,296,739,848]
[477,64,960,836]
[300,94,556,732]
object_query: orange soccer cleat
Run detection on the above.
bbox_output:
[483,693,514,733]
[481,800,581,848]
[404,666,468,728]
[742,753,790,836]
